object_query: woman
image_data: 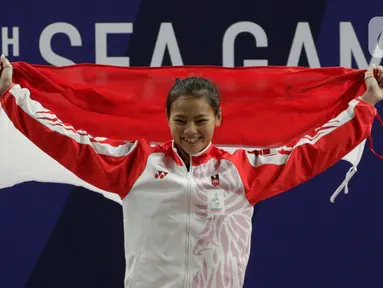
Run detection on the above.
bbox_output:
[1,55,382,287]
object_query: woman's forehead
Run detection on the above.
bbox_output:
[170,96,214,115]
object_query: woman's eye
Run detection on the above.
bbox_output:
[197,119,208,124]
[174,119,185,124]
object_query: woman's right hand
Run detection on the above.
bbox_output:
[0,55,14,94]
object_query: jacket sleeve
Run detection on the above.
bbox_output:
[235,98,377,205]
[0,84,147,199]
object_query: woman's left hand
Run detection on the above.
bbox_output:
[361,65,383,106]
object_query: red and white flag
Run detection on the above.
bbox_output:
[0,62,381,203]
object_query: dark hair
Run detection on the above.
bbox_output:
[166,76,220,118]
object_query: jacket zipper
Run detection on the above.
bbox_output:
[183,156,193,288]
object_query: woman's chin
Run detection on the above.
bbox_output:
[179,141,206,155]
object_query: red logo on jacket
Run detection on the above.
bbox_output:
[211,174,220,186]
[155,171,168,179]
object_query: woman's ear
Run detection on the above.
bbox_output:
[216,107,222,127]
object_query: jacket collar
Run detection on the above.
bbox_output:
[165,140,219,167]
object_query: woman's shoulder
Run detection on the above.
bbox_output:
[210,144,248,161]
[211,144,244,154]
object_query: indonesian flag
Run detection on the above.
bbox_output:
[0,62,381,203]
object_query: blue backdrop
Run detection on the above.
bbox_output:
[1,0,383,287]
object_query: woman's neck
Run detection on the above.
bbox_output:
[174,143,191,168]
[178,147,190,165]
[174,142,210,171]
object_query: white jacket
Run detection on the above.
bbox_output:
[0,84,377,287]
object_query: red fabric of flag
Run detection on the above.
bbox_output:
[11,62,368,148]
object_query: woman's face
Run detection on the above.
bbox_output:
[168,95,221,158]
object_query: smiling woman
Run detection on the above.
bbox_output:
[166,77,222,165]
